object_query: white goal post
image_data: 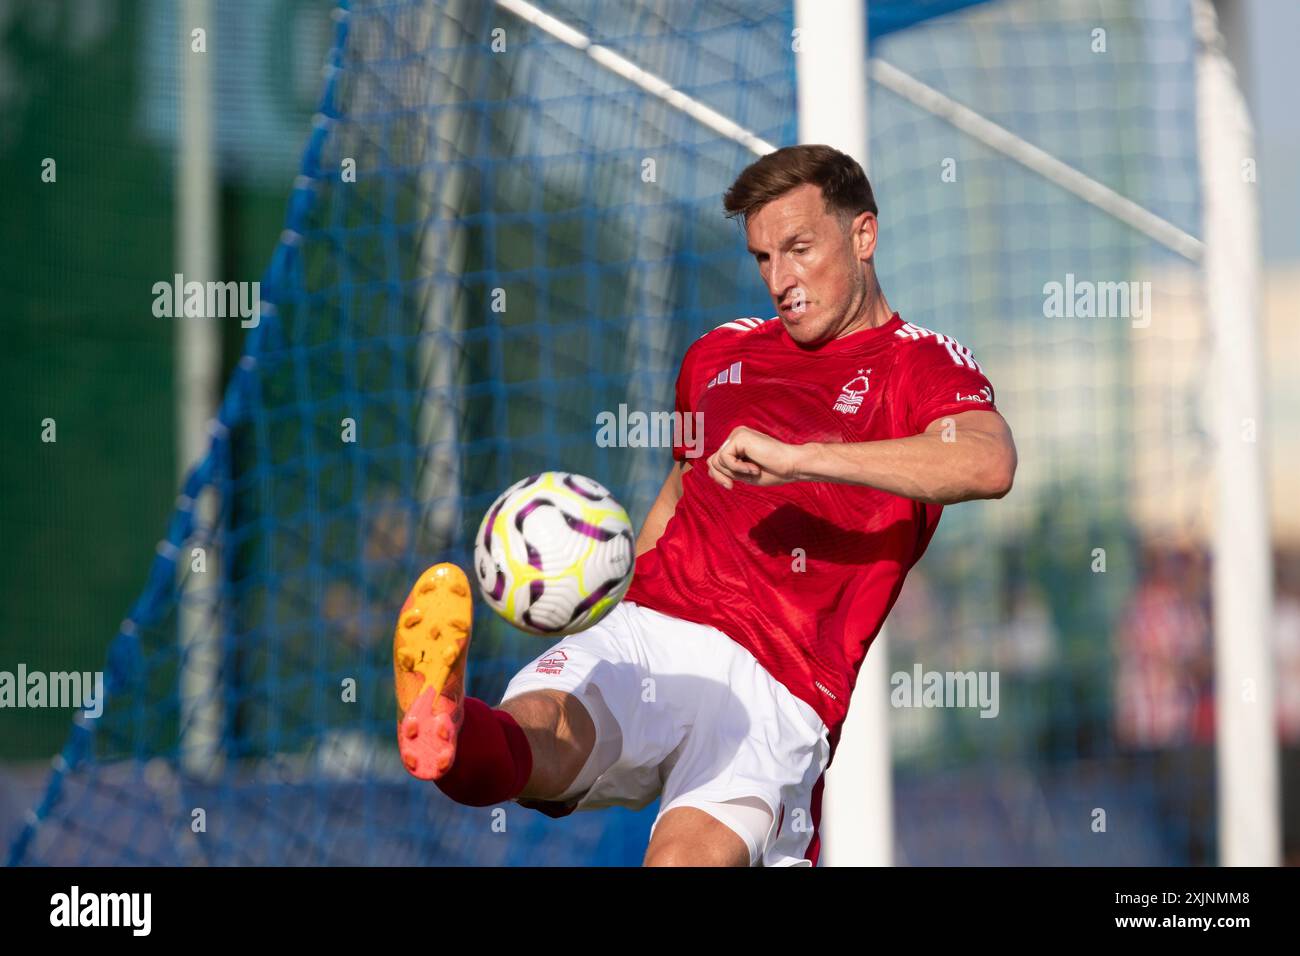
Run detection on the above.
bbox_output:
[795,0,893,868]
[1197,0,1278,868]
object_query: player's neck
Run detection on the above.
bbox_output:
[833,287,894,340]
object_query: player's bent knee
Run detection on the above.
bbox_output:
[644,807,752,867]
[643,837,749,868]
[498,689,595,800]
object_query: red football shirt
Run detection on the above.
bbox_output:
[624,312,999,744]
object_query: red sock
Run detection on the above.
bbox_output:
[434,697,533,807]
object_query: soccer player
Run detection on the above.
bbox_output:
[393,144,1017,866]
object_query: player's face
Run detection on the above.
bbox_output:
[745,182,876,347]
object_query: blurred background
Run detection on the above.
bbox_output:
[1,0,1296,865]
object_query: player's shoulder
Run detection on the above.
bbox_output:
[681,316,778,364]
[696,316,777,343]
[890,319,983,372]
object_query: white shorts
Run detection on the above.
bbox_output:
[500,601,831,866]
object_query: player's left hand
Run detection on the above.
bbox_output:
[707,426,802,489]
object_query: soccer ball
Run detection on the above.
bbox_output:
[473,472,636,636]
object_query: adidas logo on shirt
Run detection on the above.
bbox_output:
[706,361,743,388]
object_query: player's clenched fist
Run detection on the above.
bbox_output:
[707,425,802,489]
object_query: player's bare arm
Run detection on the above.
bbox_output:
[707,409,1016,505]
[635,460,689,555]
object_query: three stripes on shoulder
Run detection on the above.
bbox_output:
[707,316,769,335]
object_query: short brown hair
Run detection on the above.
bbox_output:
[723,144,877,226]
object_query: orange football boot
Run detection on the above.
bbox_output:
[393,563,473,780]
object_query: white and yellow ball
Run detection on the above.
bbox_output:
[473,472,635,636]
